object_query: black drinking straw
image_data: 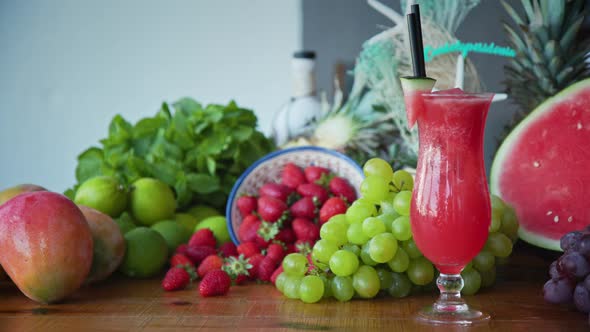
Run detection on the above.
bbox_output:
[407,5,426,77]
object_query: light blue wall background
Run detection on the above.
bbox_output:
[0,0,302,192]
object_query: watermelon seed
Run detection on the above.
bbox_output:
[568,216,573,223]
[577,122,583,130]
[533,161,540,168]
[546,211,553,216]
[554,216,559,223]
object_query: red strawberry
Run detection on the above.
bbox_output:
[237,241,261,258]
[218,242,238,258]
[170,253,195,269]
[189,229,217,248]
[199,270,231,297]
[247,253,265,279]
[290,196,318,219]
[255,221,279,249]
[297,183,329,204]
[162,267,192,291]
[237,195,257,217]
[175,244,189,255]
[329,177,357,203]
[259,183,293,202]
[292,218,319,242]
[295,240,313,256]
[275,228,296,244]
[270,265,284,285]
[257,196,288,222]
[222,255,252,285]
[235,274,249,285]
[281,163,307,189]
[266,243,286,263]
[238,215,261,243]
[286,243,296,254]
[197,255,224,278]
[319,197,348,224]
[258,256,278,282]
[185,245,217,265]
[304,166,331,183]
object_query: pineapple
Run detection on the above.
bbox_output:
[502,0,590,126]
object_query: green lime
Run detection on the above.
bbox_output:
[187,205,220,223]
[195,216,230,244]
[151,220,190,254]
[74,176,128,217]
[174,213,199,235]
[115,212,137,234]
[129,178,176,226]
[119,227,168,278]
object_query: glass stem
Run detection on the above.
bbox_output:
[434,273,469,313]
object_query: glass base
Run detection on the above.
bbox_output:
[417,304,490,325]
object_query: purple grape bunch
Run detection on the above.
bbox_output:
[543,227,590,322]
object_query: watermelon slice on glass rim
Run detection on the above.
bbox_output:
[491,79,590,251]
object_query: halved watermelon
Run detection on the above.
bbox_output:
[490,79,590,251]
[400,77,436,129]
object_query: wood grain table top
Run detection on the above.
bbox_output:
[0,244,588,332]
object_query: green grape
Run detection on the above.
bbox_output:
[275,272,288,293]
[463,261,474,271]
[392,170,414,191]
[282,253,308,276]
[500,207,519,237]
[377,268,394,290]
[391,216,412,241]
[299,275,324,303]
[393,191,412,216]
[387,247,410,273]
[461,268,482,295]
[362,217,386,237]
[331,276,354,302]
[379,199,398,215]
[345,200,377,224]
[496,256,510,266]
[342,243,361,256]
[402,239,422,259]
[489,213,501,233]
[283,275,302,299]
[347,222,369,245]
[491,194,506,215]
[388,272,412,298]
[486,232,513,258]
[369,233,398,263]
[320,274,332,299]
[312,239,339,263]
[361,175,390,203]
[363,158,393,179]
[378,212,397,232]
[480,266,497,288]
[328,214,348,225]
[329,250,360,276]
[473,250,495,272]
[320,221,348,247]
[352,265,380,298]
[407,257,434,286]
[360,243,378,266]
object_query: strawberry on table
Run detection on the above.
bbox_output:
[290,196,317,219]
[170,253,195,269]
[199,270,232,297]
[266,243,286,263]
[189,229,217,248]
[222,255,252,285]
[292,218,319,242]
[297,183,329,204]
[238,215,261,243]
[197,255,224,278]
[270,265,284,285]
[281,163,307,189]
[237,195,257,217]
[319,197,348,224]
[247,253,265,280]
[257,196,288,222]
[259,183,293,202]
[329,176,357,203]
[162,266,193,291]
[185,245,217,265]
[257,256,278,282]
[237,241,261,258]
[304,166,330,183]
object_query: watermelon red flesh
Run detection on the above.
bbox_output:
[490,79,590,251]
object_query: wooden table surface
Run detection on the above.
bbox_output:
[0,244,588,332]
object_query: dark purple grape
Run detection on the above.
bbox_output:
[549,261,562,279]
[584,275,590,291]
[574,284,590,313]
[561,231,583,252]
[578,234,590,259]
[543,278,575,304]
[558,252,590,280]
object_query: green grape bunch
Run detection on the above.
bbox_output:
[274,158,519,302]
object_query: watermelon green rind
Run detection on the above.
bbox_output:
[490,78,590,251]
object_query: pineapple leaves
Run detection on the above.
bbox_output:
[560,16,584,52]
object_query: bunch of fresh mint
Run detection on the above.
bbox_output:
[66,98,275,210]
